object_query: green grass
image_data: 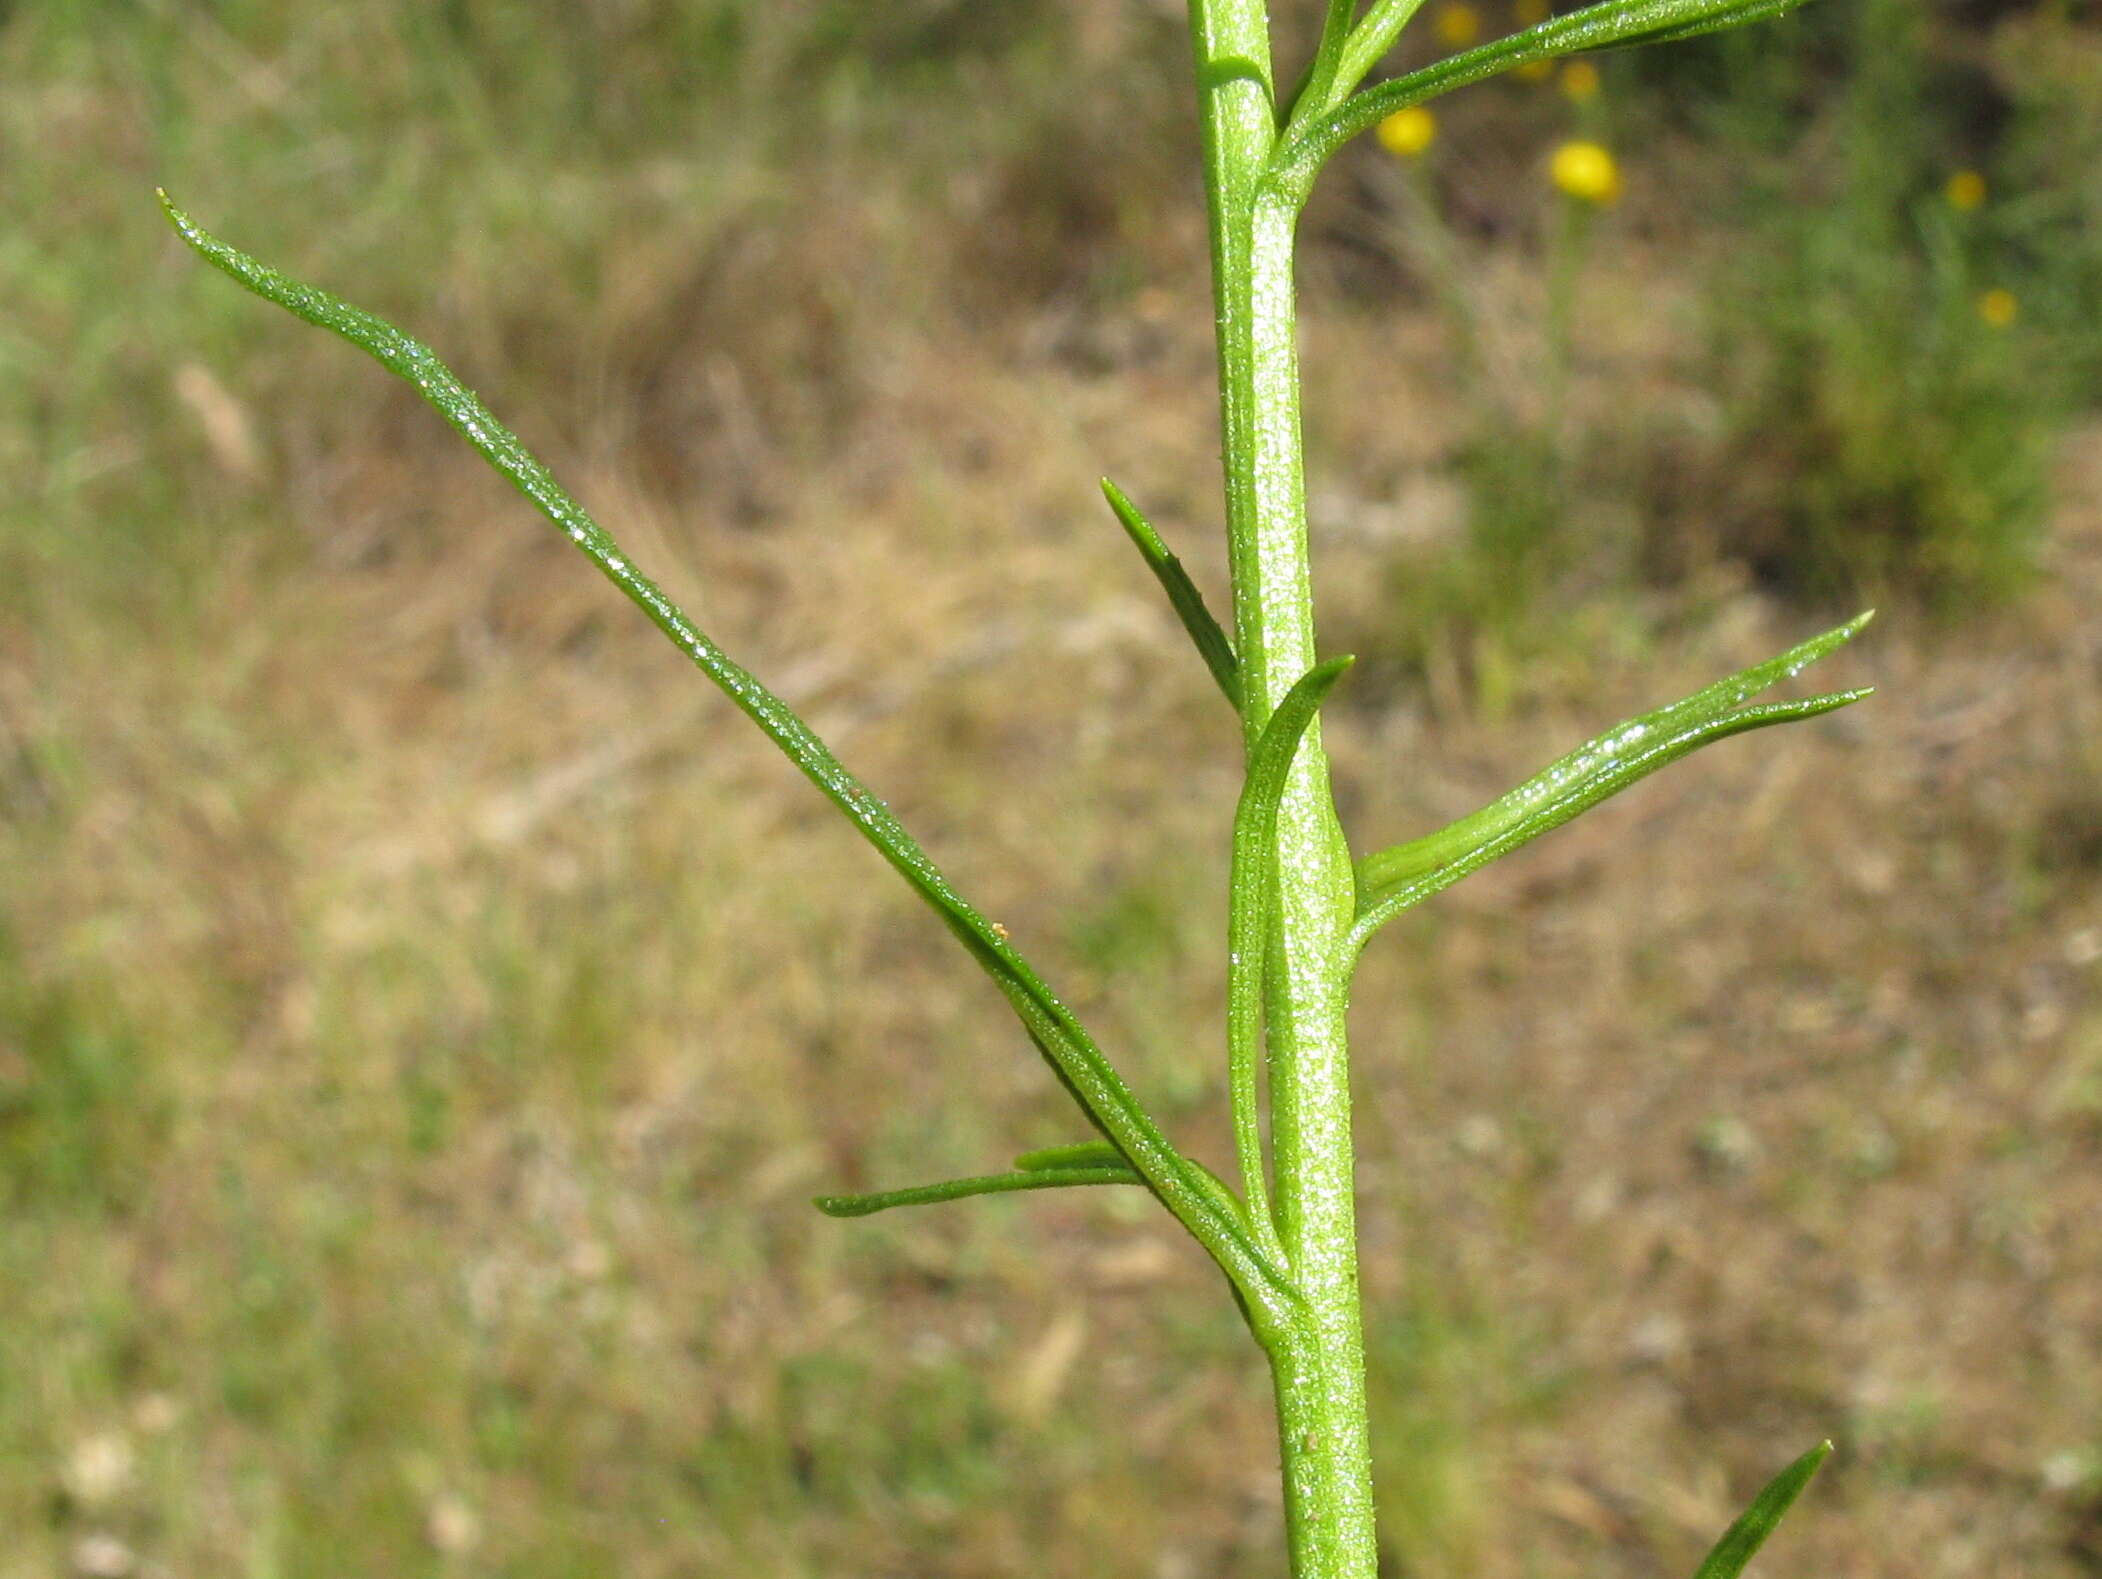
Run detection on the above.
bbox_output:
[9,0,2102,1573]
[1301,0,2092,660]
[1654,0,2071,611]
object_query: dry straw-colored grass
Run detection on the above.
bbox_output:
[8,4,2102,1574]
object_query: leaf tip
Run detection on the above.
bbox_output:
[156,190,216,259]
[1099,476,1142,524]
[812,1194,868,1219]
[1099,477,1157,548]
[1305,652,1358,700]
[1690,1437,1833,1579]
[1792,684,1875,721]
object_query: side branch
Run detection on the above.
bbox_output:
[160,193,1304,1335]
[1267,0,1810,203]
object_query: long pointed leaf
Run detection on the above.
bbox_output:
[163,195,1303,1335]
[1602,0,1803,48]
[1328,0,1437,110]
[1352,616,1872,950]
[1691,1440,1831,1579]
[1288,0,1372,127]
[1101,479,1242,711]
[820,1147,1243,1227]
[1014,1141,1129,1172]
[815,1164,1142,1219]
[1229,655,1355,1259]
[1270,0,1815,200]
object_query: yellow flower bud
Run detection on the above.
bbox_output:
[1560,60,1601,102]
[1945,169,1987,212]
[1435,3,1483,46]
[1550,141,1620,205]
[1377,106,1438,159]
[1978,288,2018,328]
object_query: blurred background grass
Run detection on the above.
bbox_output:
[7,0,2102,1574]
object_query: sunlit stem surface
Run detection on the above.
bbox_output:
[1187,0,1376,1570]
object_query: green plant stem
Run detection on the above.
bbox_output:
[1188,0,1377,1570]
[152,192,1307,1341]
[1240,195,1376,1579]
[160,0,1855,1565]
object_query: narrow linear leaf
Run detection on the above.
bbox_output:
[1352,616,1872,950]
[815,1165,1142,1219]
[1270,0,1813,198]
[1183,1154,1258,1235]
[162,195,1303,1334]
[1101,479,1242,710]
[1361,614,1870,892]
[1015,1141,1129,1172]
[1597,0,1802,48]
[1325,0,1436,116]
[1228,655,1355,1258]
[1691,1440,1832,1579]
[1288,0,1374,128]
[1022,1144,1250,1229]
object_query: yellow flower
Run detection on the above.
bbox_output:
[1435,3,1482,46]
[1945,169,1988,212]
[1560,60,1601,102]
[1514,0,1551,22]
[1550,140,1620,205]
[1978,287,2018,328]
[1377,106,1438,158]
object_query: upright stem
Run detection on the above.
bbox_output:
[1240,183,1378,1579]
[1187,4,1377,1574]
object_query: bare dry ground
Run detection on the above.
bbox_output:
[7,8,2102,1575]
